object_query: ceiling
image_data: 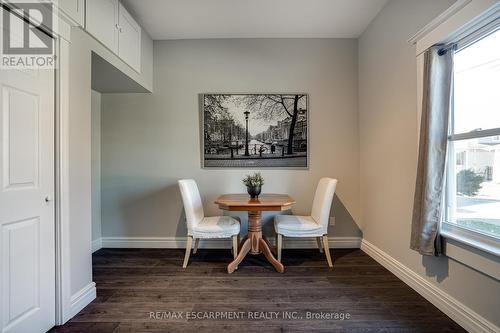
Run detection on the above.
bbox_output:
[121,0,388,40]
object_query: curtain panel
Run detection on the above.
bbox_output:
[411,45,454,256]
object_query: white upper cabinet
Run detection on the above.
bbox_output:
[59,0,85,26]
[118,3,141,72]
[85,0,142,73]
[86,0,120,54]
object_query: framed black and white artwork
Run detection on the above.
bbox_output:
[201,94,308,168]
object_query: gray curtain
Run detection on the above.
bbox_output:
[411,45,454,256]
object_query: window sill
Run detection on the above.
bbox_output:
[441,223,499,257]
[441,223,500,280]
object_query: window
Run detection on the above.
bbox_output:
[444,26,500,250]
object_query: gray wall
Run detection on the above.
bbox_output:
[101,39,361,239]
[91,90,102,242]
[359,0,500,326]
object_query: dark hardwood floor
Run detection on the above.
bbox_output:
[50,248,466,333]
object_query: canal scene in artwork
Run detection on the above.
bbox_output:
[202,94,308,168]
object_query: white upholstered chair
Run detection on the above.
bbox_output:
[274,178,338,267]
[178,179,240,268]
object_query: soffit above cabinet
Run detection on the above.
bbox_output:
[91,52,149,93]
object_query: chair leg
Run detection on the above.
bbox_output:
[182,236,193,268]
[232,235,241,255]
[316,237,323,253]
[193,238,200,254]
[322,235,333,268]
[277,234,283,262]
[232,235,238,260]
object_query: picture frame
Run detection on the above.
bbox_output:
[201,93,309,169]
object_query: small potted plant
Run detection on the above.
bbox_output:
[242,172,264,199]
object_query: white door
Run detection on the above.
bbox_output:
[118,2,141,72]
[86,0,119,53]
[0,66,55,332]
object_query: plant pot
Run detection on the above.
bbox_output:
[247,185,261,199]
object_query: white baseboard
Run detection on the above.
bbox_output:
[361,240,499,333]
[278,236,361,249]
[69,282,96,319]
[101,236,361,249]
[91,238,102,253]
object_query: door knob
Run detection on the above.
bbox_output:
[45,196,52,202]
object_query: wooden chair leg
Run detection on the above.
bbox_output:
[316,237,323,253]
[322,235,333,268]
[232,235,238,260]
[277,234,283,262]
[232,235,242,255]
[193,238,200,254]
[182,236,193,268]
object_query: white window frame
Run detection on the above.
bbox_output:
[442,20,500,257]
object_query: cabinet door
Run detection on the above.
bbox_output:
[86,0,119,53]
[118,2,141,72]
[59,0,85,26]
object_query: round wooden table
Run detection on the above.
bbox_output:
[214,193,295,273]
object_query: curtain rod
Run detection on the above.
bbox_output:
[437,43,457,56]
